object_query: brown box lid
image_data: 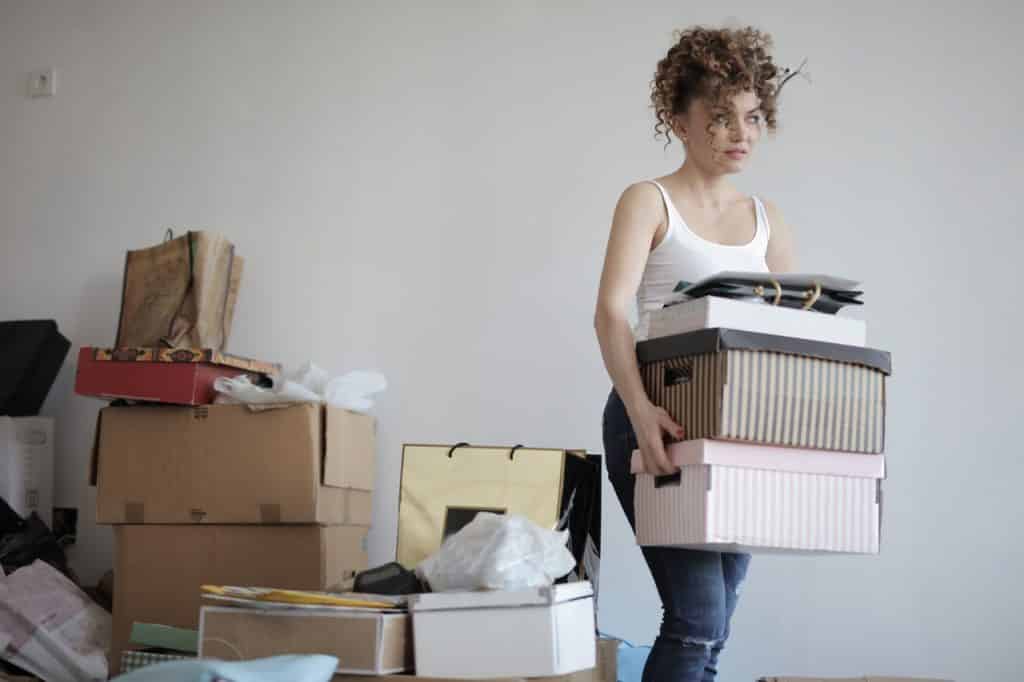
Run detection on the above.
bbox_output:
[92,403,375,524]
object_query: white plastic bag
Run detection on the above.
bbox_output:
[214,362,387,413]
[416,513,576,592]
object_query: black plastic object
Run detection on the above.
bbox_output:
[0,498,74,580]
[353,562,427,595]
[0,320,71,416]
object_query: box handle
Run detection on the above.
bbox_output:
[664,363,692,387]
[654,472,682,488]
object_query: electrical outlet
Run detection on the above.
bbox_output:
[28,69,57,97]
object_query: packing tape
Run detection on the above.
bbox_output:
[124,502,145,523]
[259,503,281,523]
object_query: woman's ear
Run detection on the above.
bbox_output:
[671,113,689,145]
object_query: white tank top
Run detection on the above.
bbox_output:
[635,180,771,340]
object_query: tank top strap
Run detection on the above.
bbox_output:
[752,195,772,244]
[646,180,680,248]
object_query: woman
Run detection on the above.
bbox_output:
[594,26,798,681]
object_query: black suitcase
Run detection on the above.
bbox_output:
[0,320,71,416]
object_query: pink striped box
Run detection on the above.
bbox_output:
[632,440,885,554]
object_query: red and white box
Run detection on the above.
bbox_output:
[632,440,885,554]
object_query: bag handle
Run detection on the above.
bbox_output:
[802,282,822,310]
[446,442,526,460]
[752,279,783,306]
[446,442,470,458]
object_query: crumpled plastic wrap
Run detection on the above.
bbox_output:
[214,362,386,413]
[416,513,576,592]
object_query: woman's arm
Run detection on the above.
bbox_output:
[595,183,684,475]
[762,198,797,273]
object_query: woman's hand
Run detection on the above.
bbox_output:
[628,399,684,476]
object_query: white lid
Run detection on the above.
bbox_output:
[409,582,593,613]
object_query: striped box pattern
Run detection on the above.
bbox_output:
[639,339,889,453]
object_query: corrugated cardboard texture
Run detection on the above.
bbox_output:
[111,524,368,674]
[201,607,411,674]
[324,407,376,490]
[94,403,375,524]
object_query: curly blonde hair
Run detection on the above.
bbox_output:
[651,26,790,147]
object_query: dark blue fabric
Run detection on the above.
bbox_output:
[603,389,751,682]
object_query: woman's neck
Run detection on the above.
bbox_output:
[669,159,741,210]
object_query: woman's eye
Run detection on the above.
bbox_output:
[747,115,762,124]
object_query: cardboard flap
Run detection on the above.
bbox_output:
[409,582,593,612]
[631,440,886,479]
[323,408,376,490]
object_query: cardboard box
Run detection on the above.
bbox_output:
[637,328,891,453]
[409,583,596,679]
[199,605,411,674]
[634,440,885,554]
[92,403,374,524]
[329,637,616,682]
[759,678,953,681]
[111,524,368,673]
[74,346,278,406]
[646,296,867,346]
[331,672,603,682]
[0,416,54,526]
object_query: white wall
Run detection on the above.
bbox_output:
[2,1,1021,680]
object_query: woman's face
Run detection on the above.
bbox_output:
[675,90,764,174]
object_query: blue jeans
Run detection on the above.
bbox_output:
[602,389,751,682]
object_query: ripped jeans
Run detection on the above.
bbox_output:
[603,389,751,682]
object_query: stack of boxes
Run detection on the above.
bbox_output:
[191,442,610,680]
[633,291,891,554]
[72,232,378,673]
[87,398,376,672]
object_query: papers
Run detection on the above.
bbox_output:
[0,561,110,682]
[200,586,405,612]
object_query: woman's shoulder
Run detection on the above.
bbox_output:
[755,196,789,233]
[615,180,665,216]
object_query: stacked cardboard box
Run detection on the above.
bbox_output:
[634,295,892,554]
[90,402,375,673]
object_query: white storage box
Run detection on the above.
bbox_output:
[633,440,884,554]
[0,416,54,526]
[646,295,866,346]
[408,582,596,679]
